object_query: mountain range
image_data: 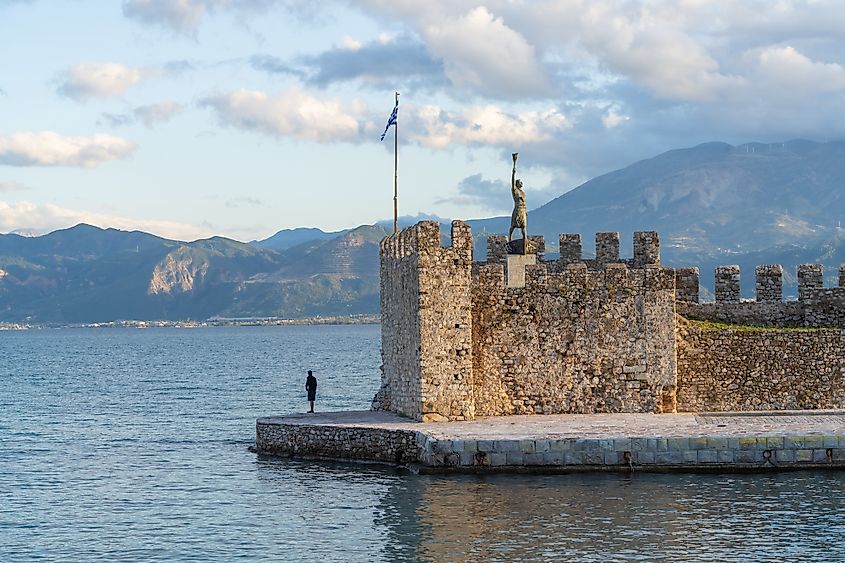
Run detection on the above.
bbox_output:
[0,223,387,322]
[3,139,845,322]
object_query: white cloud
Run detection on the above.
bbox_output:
[409,104,569,149]
[0,200,216,241]
[421,6,550,98]
[351,1,742,101]
[134,101,184,126]
[602,110,629,129]
[202,88,372,143]
[201,87,570,152]
[339,36,362,50]
[58,63,153,100]
[0,132,136,168]
[752,45,845,96]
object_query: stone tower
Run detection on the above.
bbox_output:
[373,220,475,421]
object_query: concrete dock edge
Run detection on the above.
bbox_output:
[256,411,845,474]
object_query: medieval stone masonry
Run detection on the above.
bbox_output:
[373,220,845,421]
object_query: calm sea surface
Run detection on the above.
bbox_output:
[2,325,845,562]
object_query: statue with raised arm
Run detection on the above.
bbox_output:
[508,152,528,253]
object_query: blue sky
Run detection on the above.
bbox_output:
[2,1,845,241]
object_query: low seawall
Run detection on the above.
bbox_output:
[256,411,845,473]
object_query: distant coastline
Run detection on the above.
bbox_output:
[0,315,380,331]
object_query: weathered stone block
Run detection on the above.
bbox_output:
[489,452,507,466]
[460,451,476,466]
[543,451,565,465]
[735,450,760,463]
[755,264,783,303]
[655,451,684,465]
[634,450,655,464]
[564,451,584,465]
[524,452,544,465]
[633,231,660,267]
[603,451,621,465]
[798,264,823,301]
[803,435,824,449]
[612,438,632,451]
[558,234,582,266]
[519,439,536,453]
[715,265,741,303]
[688,437,708,450]
[717,450,734,463]
[506,452,525,465]
[795,449,813,462]
[775,449,794,463]
[675,267,699,303]
[784,436,804,449]
[765,437,784,449]
[697,450,718,463]
[667,437,689,451]
[505,253,536,288]
[495,440,519,452]
[595,232,620,266]
[477,440,494,452]
[706,437,728,450]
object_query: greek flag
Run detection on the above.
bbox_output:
[380,100,398,141]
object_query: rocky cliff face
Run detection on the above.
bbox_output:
[148,251,207,294]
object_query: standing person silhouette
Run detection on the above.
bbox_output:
[305,370,317,413]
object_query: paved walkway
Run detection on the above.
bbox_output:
[258,410,845,440]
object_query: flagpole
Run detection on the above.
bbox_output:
[393,91,399,235]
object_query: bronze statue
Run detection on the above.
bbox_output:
[508,152,527,252]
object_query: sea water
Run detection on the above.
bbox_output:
[2,326,844,562]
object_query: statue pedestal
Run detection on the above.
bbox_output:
[505,238,537,255]
[505,253,536,288]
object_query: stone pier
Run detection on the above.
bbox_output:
[256,411,845,473]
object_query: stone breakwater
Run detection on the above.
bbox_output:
[256,411,845,473]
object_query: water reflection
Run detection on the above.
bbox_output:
[365,469,845,562]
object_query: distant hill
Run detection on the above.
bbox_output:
[221,225,387,319]
[0,224,384,322]
[253,227,343,252]
[5,140,845,321]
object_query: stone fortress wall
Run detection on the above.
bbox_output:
[674,262,845,412]
[473,232,677,417]
[375,220,845,421]
[675,263,845,327]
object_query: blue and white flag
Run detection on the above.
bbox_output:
[380,100,398,141]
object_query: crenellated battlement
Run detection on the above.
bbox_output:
[675,263,845,304]
[380,220,473,262]
[475,260,674,295]
[487,231,660,271]
[675,262,845,327]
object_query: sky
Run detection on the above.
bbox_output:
[2,0,845,241]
